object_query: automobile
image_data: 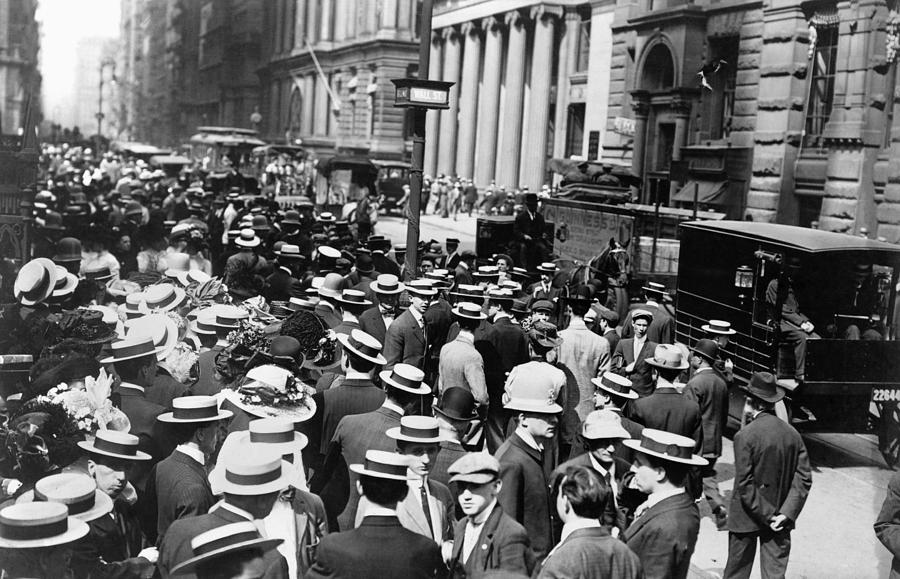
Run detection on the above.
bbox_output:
[372,160,411,215]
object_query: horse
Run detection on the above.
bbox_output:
[587,238,632,323]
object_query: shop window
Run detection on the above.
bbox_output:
[706,36,739,140]
[804,22,839,149]
[565,104,585,157]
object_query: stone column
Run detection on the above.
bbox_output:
[437,26,462,177]
[629,90,651,184]
[320,0,333,42]
[669,92,695,198]
[302,73,315,135]
[294,0,306,49]
[424,32,443,178]
[314,75,329,135]
[474,16,503,187]
[382,0,397,29]
[455,21,482,180]
[520,6,561,191]
[495,10,528,189]
[305,0,318,43]
[552,10,581,159]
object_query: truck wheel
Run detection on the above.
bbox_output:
[879,401,900,469]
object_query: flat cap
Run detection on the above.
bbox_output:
[448,452,500,485]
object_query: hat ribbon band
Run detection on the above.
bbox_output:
[225,466,282,486]
[601,377,630,395]
[348,338,380,358]
[0,517,69,541]
[173,405,220,420]
[92,437,138,457]
[85,268,112,280]
[112,342,156,360]
[387,373,422,391]
[197,320,219,332]
[193,530,262,556]
[640,436,692,460]
[377,282,399,292]
[148,290,177,309]
[215,316,240,327]
[250,430,295,444]
[400,425,440,439]
[362,459,407,477]
[34,489,95,516]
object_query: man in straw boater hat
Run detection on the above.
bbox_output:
[263,243,305,303]
[703,318,737,383]
[306,450,443,579]
[332,289,373,338]
[159,451,294,579]
[551,409,633,538]
[621,281,675,345]
[611,308,658,397]
[622,429,709,579]
[590,372,643,463]
[445,452,532,578]
[359,274,405,345]
[124,311,188,408]
[683,338,730,530]
[496,366,564,562]
[170,522,283,579]
[191,304,250,396]
[723,372,811,579]
[438,301,489,407]
[0,502,90,578]
[429,387,479,488]
[382,279,437,371]
[310,364,431,532]
[147,395,233,542]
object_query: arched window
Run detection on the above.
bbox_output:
[640,43,675,90]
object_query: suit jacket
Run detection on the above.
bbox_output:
[682,369,728,458]
[264,268,302,302]
[550,453,632,537]
[430,439,469,489]
[315,300,343,330]
[356,479,454,543]
[728,412,812,533]
[424,298,454,382]
[496,433,553,561]
[151,450,214,541]
[876,470,900,579]
[372,253,402,277]
[383,309,426,371]
[359,306,390,345]
[438,333,488,405]
[310,405,403,531]
[628,387,702,450]
[623,492,700,579]
[621,302,675,345]
[305,515,443,579]
[603,329,621,357]
[447,504,532,579]
[558,318,611,420]
[192,345,228,396]
[147,369,189,409]
[111,385,170,493]
[611,338,658,397]
[454,263,474,286]
[158,503,290,579]
[71,503,152,579]
[350,274,378,303]
[482,317,529,405]
[538,526,642,579]
[310,376,386,456]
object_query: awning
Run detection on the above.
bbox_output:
[671,179,729,204]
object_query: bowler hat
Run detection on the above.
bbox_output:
[691,339,719,362]
[742,371,784,403]
[53,237,83,263]
[355,253,375,274]
[433,387,479,422]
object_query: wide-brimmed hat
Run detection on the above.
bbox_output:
[452,302,487,321]
[702,319,737,335]
[448,453,500,485]
[433,387,479,422]
[387,415,445,444]
[208,304,250,329]
[164,252,191,278]
[157,395,233,423]
[691,339,719,363]
[100,336,165,364]
[77,429,151,461]
[349,450,413,481]
[65,310,118,344]
[528,321,563,348]
[275,244,304,260]
[379,364,431,395]
[209,451,294,495]
[288,296,319,312]
[176,269,212,287]
[623,428,708,466]
[51,265,78,298]
[537,262,558,274]
[503,370,563,414]
[235,228,261,248]
[334,289,373,308]
[124,313,178,361]
[171,521,283,575]
[370,274,405,295]
[406,279,437,297]
[15,258,59,306]
[337,329,386,365]
[473,266,500,280]
[449,284,485,301]
[53,237,83,263]
[17,473,113,523]
[591,372,638,400]
[631,309,654,323]
[742,371,784,403]
[0,502,90,549]
[190,308,219,335]
[235,364,317,423]
[581,410,630,440]
[487,288,515,304]
[645,344,689,371]
[142,284,187,313]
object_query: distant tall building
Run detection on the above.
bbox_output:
[70,37,119,137]
[257,0,421,160]
[0,0,42,136]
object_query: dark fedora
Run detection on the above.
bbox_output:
[53,237,83,263]
[742,371,784,403]
[355,253,375,274]
[281,210,302,226]
[691,338,719,362]
[433,387,479,422]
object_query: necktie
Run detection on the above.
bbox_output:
[603,471,618,508]
[419,483,435,539]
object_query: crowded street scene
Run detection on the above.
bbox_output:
[2,0,900,578]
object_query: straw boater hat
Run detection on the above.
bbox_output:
[581,409,631,440]
[288,296,318,313]
[405,279,437,297]
[101,336,166,364]
[591,372,639,400]
[387,415,446,444]
[142,283,186,313]
[452,301,487,321]
[349,450,414,481]
[235,228,261,248]
[379,364,431,395]
[51,265,78,299]
[644,344,689,371]
[190,308,219,335]
[702,319,737,335]
[623,428,708,466]
[275,244,304,259]
[229,417,308,456]
[0,502,90,549]
[450,284,485,301]
[78,430,151,461]
[642,281,668,296]
[741,371,784,403]
[164,252,191,279]
[334,289,373,309]
[171,522,283,575]
[17,473,113,523]
[369,274,405,295]
[208,451,294,496]
[177,269,212,287]
[123,293,148,320]
[336,329,386,365]
[503,371,563,414]
[157,395,233,424]
[14,258,59,306]
[124,313,179,361]
[83,265,114,283]
[537,262,558,274]
[317,212,337,223]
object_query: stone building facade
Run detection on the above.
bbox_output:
[258,0,421,159]
[0,0,41,137]
[603,0,900,240]
[430,0,617,191]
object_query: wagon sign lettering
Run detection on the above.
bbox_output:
[543,203,634,263]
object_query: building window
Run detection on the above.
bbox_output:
[366,67,378,138]
[885,61,897,148]
[414,0,424,38]
[565,103,585,157]
[348,69,358,136]
[576,16,591,73]
[804,21,839,149]
[706,36,739,140]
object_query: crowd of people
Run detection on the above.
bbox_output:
[0,147,816,579]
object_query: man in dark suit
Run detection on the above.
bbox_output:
[430,388,478,489]
[875,470,900,579]
[683,339,730,529]
[447,453,533,578]
[263,244,305,302]
[765,263,820,382]
[348,254,378,302]
[539,466,642,579]
[598,308,621,354]
[514,193,547,271]
[723,372,812,579]
[526,262,564,305]
[443,238,461,270]
[157,453,293,579]
[331,289,371,337]
[306,450,444,579]
[424,274,454,386]
[192,305,248,396]
[620,282,675,345]
[611,309,658,397]
[496,374,563,562]
[359,274,405,345]
[454,250,477,286]
[383,280,435,371]
[623,429,708,579]
[310,364,431,531]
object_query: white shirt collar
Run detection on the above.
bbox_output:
[213,500,254,521]
[409,306,424,327]
[176,443,206,466]
[345,369,370,381]
[559,517,603,543]
[382,399,405,416]
[363,505,397,518]
[515,426,543,452]
[342,311,358,322]
[588,453,613,479]
[118,382,144,392]
[641,487,685,512]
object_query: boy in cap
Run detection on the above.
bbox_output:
[610,309,658,397]
[446,453,532,578]
[306,450,444,579]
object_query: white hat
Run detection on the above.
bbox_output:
[16,473,113,523]
[124,313,178,361]
[581,410,631,440]
[100,337,165,364]
[157,395,233,424]
[336,329,386,365]
[142,284,187,313]
[349,450,413,481]
[171,522,282,575]
[386,415,445,444]
[623,428,708,466]
[209,451,294,496]
[235,228,261,248]
[379,364,431,395]
[0,502,89,549]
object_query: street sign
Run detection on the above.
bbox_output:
[391,78,454,109]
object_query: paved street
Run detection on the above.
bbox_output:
[374,213,479,254]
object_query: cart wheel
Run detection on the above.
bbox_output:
[879,402,900,469]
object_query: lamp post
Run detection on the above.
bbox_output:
[96,59,117,154]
